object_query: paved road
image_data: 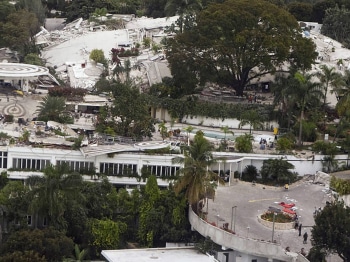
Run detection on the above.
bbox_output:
[206,179,333,256]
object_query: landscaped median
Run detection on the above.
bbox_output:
[257,214,294,230]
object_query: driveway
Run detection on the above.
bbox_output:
[206,179,333,256]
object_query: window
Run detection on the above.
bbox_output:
[27,215,32,226]
[12,158,50,170]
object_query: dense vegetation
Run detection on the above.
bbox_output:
[0,170,192,260]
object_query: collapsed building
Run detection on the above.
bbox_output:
[37,15,178,90]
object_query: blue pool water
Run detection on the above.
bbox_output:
[192,129,236,140]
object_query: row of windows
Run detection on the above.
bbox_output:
[143,165,179,177]
[56,160,95,173]
[99,163,179,177]
[100,163,137,176]
[12,158,50,170]
[9,157,179,178]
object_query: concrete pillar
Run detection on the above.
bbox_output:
[229,163,232,186]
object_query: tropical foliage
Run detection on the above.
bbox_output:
[260,158,296,183]
[95,80,155,138]
[0,165,192,260]
[311,201,350,261]
[172,131,221,206]
[234,134,253,153]
[166,0,317,96]
[26,164,84,230]
[239,110,264,134]
[36,96,74,124]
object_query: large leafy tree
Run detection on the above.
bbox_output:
[96,80,155,138]
[167,0,317,96]
[0,228,74,262]
[0,9,40,57]
[26,164,84,230]
[36,96,73,124]
[311,201,350,261]
[165,0,202,33]
[0,181,31,228]
[138,175,160,247]
[172,131,220,206]
[321,5,350,48]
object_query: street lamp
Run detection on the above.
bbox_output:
[268,206,281,242]
[216,214,220,227]
[272,212,277,242]
[246,226,250,238]
[231,206,237,232]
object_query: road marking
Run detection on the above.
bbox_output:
[248,198,279,203]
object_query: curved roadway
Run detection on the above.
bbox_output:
[205,179,332,256]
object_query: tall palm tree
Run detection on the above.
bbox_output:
[172,131,221,207]
[183,125,194,146]
[272,73,299,130]
[332,70,350,141]
[317,65,343,108]
[220,126,234,141]
[292,72,323,146]
[26,164,84,230]
[158,122,168,140]
[239,110,264,134]
[316,65,343,128]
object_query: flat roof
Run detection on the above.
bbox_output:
[0,63,49,78]
[101,247,217,262]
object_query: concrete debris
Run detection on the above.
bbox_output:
[38,16,177,89]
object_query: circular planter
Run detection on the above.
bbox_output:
[257,214,294,230]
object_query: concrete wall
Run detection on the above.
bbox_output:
[152,108,278,131]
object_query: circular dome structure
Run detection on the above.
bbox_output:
[0,63,49,78]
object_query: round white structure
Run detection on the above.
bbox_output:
[0,63,49,78]
[0,63,59,92]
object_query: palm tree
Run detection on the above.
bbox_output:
[239,110,264,134]
[332,70,350,141]
[292,72,323,146]
[36,96,73,124]
[172,131,222,208]
[317,65,343,108]
[183,125,194,146]
[220,126,234,141]
[316,65,343,128]
[26,164,84,230]
[158,122,168,140]
[272,73,299,130]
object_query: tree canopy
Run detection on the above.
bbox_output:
[36,95,74,124]
[321,4,350,48]
[311,201,350,261]
[172,131,221,206]
[166,0,317,96]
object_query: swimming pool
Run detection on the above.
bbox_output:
[191,129,236,140]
